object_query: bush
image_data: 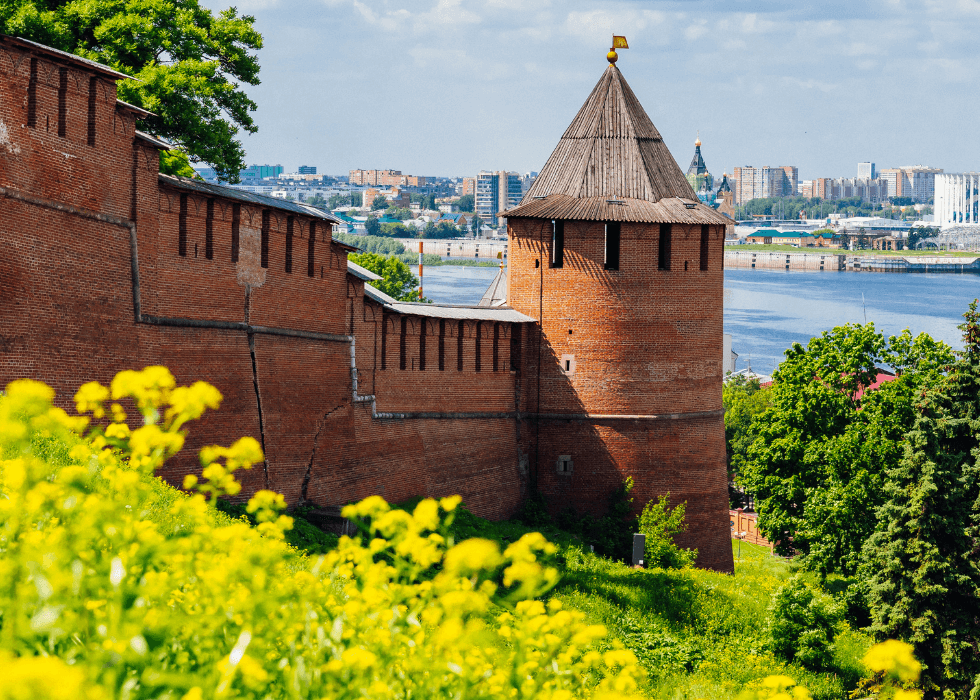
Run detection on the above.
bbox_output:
[0,368,647,699]
[767,575,840,670]
[637,493,697,569]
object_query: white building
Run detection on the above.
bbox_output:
[935,173,980,228]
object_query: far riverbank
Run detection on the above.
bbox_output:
[725,249,980,273]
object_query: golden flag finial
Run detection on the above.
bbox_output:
[608,35,628,63]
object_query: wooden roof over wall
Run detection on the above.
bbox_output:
[505,63,726,225]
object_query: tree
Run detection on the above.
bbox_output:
[637,494,697,569]
[723,374,772,507]
[767,576,839,670]
[470,215,484,237]
[385,207,412,221]
[865,301,980,698]
[422,221,461,239]
[371,195,389,211]
[347,252,423,302]
[457,194,474,212]
[380,222,416,238]
[1,0,264,181]
[741,323,953,574]
[364,216,381,237]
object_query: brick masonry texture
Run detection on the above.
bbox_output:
[0,38,732,571]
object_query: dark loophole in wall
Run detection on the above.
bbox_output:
[604,222,620,270]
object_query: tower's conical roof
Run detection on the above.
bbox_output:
[505,64,728,225]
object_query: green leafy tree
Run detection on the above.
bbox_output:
[767,575,840,670]
[305,193,327,208]
[457,194,474,211]
[364,216,381,237]
[865,301,980,698]
[347,252,424,302]
[385,207,412,221]
[1,0,264,181]
[159,149,197,178]
[470,215,484,236]
[380,222,416,238]
[741,324,953,574]
[637,494,697,569]
[334,233,406,256]
[723,374,772,507]
[422,221,461,239]
[371,195,390,211]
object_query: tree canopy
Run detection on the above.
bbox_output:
[347,252,424,302]
[457,194,474,211]
[1,0,264,181]
[740,323,953,574]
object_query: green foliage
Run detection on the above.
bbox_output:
[471,214,484,234]
[328,192,362,209]
[637,494,697,569]
[371,194,389,210]
[215,499,338,554]
[741,323,953,574]
[347,251,425,302]
[422,220,463,239]
[305,193,327,208]
[386,206,412,220]
[767,576,840,670]
[335,233,406,255]
[457,194,475,211]
[907,225,938,250]
[723,374,772,506]
[864,300,980,697]
[381,222,417,238]
[159,149,198,178]
[1,0,264,181]
[364,216,381,237]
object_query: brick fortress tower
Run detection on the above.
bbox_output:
[503,51,734,571]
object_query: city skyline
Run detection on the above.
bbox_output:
[197,0,979,179]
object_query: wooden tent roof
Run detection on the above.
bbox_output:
[505,64,727,225]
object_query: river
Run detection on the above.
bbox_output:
[412,265,979,372]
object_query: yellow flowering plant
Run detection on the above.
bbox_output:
[0,368,645,699]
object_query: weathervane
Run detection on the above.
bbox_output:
[607,35,628,64]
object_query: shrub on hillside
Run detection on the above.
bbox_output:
[767,576,840,670]
[0,368,644,699]
[637,493,697,569]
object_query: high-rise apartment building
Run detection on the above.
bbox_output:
[732,165,798,204]
[475,171,522,226]
[878,166,943,202]
[857,162,875,179]
[459,177,476,197]
[298,165,317,175]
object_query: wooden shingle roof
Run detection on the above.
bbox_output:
[505,64,727,225]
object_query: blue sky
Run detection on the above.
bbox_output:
[202,0,980,181]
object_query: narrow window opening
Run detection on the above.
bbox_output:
[194,243,198,258]
[438,319,445,371]
[381,317,388,370]
[534,259,539,268]
[475,322,482,372]
[658,223,672,271]
[550,220,564,268]
[604,222,620,270]
[419,321,427,371]
[87,76,97,146]
[510,323,522,372]
[260,210,270,269]
[399,317,407,371]
[57,68,67,137]
[307,222,316,277]
[320,265,323,278]
[684,260,688,271]
[565,359,571,372]
[700,224,709,271]
[285,216,294,274]
[557,455,573,474]
[205,199,214,259]
[231,204,240,262]
[457,321,464,372]
[27,58,38,128]
[492,323,500,372]
[178,194,188,257]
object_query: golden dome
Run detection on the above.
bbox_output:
[607,49,618,64]
[695,137,702,147]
